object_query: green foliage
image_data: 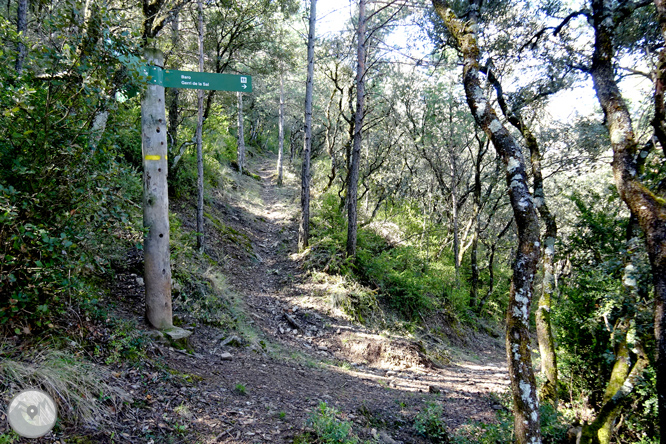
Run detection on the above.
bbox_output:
[615,367,659,443]
[308,193,466,320]
[234,383,247,395]
[453,393,567,444]
[414,402,450,443]
[356,236,436,318]
[0,432,18,444]
[555,190,657,442]
[304,402,370,444]
[103,319,148,365]
[0,8,143,330]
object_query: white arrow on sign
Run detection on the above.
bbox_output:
[242,84,247,89]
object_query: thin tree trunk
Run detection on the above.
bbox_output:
[591,2,666,436]
[277,69,285,186]
[298,0,316,251]
[195,0,204,251]
[451,155,459,273]
[323,82,338,193]
[15,0,27,73]
[346,0,366,259]
[478,217,514,313]
[485,65,559,406]
[237,92,245,175]
[448,101,461,273]
[532,133,559,407]
[431,2,542,443]
[470,136,485,310]
[167,11,180,174]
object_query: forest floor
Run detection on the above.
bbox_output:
[3,156,510,444]
[139,156,510,444]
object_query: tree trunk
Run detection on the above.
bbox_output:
[654,0,666,156]
[346,0,366,259]
[431,2,543,443]
[15,0,27,73]
[167,10,180,175]
[531,131,559,407]
[237,92,245,175]
[298,0,316,251]
[451,152,460,273]
[470,136,485,310]
[142,48,172,330]
[591,1,666,437]
[323,81,338,193]
[195,0,204,251]
[89,110,109,153]
[277,69,285,186]
[580,336,648,444]
[485,54,560,407]
[581,225,646,444]
[448,101,461,273]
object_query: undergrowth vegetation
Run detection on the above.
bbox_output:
[306,192,510,326]
[452,392,568,444]
[296,402,374,444]
[0,350,129,429]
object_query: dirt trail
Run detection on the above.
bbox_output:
[155,157,510,443]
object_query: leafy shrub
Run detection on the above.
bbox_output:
[309,193,447,319]
[305,402,367,444]
[453,393,567,444]
[103,319,148,364]
[414,402,450,443]
[0,8,143,330]
[554,191,657,443]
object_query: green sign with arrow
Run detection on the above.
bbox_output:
[143,66,252,92]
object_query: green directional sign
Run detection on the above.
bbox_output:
[143,66,252,92]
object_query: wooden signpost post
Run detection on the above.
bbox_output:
[140,48,252,333]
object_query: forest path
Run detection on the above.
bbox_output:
[163,156,510,443]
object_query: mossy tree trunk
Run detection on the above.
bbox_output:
[580,313,648,444]
[580,217,646,444]
[431,2,542,443]
[590,1,666,437]
[654,0,666,156]
[484,67,559,407]
[580,338,648,444]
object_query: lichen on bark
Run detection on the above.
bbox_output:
[590,1,666,436]
[431,1,543,443]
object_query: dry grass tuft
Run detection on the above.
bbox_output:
[0,350,129,428]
